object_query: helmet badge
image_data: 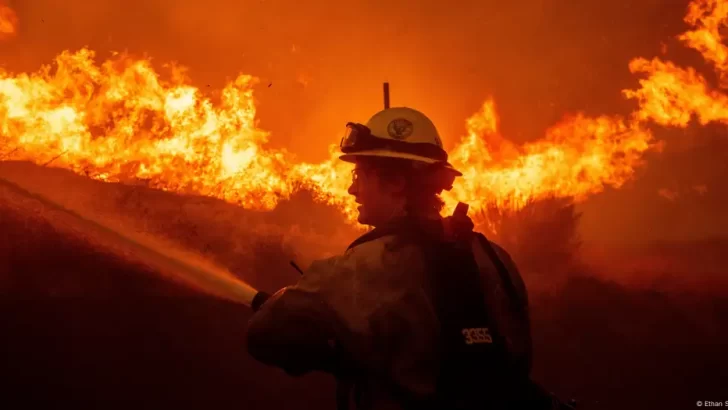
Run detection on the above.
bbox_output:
[387,118,414,140]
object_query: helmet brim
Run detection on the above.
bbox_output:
[339,150,462,176]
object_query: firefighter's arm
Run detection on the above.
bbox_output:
[246,286,343,376]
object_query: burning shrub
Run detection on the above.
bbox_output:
[474,196,582,277]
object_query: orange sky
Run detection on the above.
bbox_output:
[1,0,726,243]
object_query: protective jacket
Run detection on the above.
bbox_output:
[246,214,554,409]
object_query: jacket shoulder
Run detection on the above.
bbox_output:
[302,232,428,292]
[346,233,427,272]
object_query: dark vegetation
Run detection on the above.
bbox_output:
[1,162,726,409]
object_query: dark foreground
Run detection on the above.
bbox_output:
[3,227,726,410]
[2,284,726,409]
[1,164,727,410]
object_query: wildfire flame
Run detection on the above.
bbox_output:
[443,102,652,212]
[0,0,725,228]
[0,0,18,40]
[625,0,728,127]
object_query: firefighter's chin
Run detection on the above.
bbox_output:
[356,204,372,226]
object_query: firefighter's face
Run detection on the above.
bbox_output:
[347,160,406,227]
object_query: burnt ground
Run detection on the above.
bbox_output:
[1,162,727,409]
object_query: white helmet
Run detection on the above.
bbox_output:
[339,107,462,176]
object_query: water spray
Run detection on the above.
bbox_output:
[0,175,261,308]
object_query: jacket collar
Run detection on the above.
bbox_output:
[347,215,445,251]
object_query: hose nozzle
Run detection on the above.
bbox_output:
[251,291,271,312]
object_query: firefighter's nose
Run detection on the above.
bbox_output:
[348,179,357,196]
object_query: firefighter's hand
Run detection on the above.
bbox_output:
[246,288,343,377]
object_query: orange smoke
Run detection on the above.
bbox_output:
[0,1,18,40]
[0,0,725,227]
